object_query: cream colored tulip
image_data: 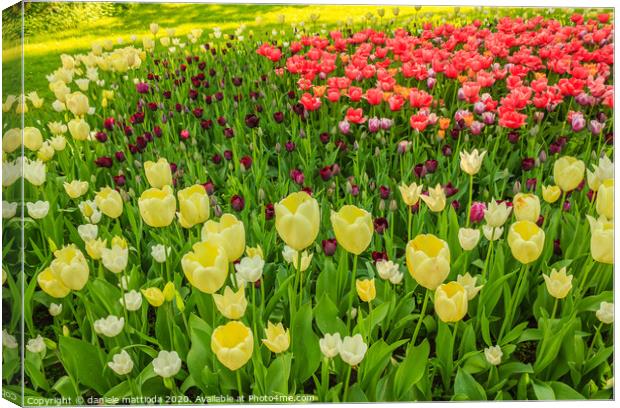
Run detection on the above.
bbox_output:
[213,286,247,320]
[458,228,480,251]
[398,182,423,206]
[182,239,229,294]
[586,215,613,264]
[513,193,540,223]
[507,221,545,264]
[211,321,253,371]
[274,191,320,251]
[542,185,561,203]
[138,185,176,227]
[434,282,468,323]
[484,200,512,228]
[553,156,585,192]
[95,187,123,219]
[144,158,173,188]
[596,179,613,219]
[542,267,572,299]
[405,234,450,290]
[420,184,446,212]
[330,205,373,255]
[459,149,486,176]
[201,214,245,262]
[262,322,290,354]
[177,185,210,228]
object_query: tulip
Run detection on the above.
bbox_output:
[144,158,173,188]
[2,330,18,349]
[85,238,106,260]
[2,128,20,153]
[245,245,264,259]
[355,278,376,302]
[596,179,613,219]
[482,225,503,241]
[459,149,486,175]
[23,158,46,186]
[376,260,400,281]
[152,350,182,379]
[101,236,129,273]
[420,184,446,212]
[586,215,613,264]
[456,273,483,300]
[49,245,89,291]
[64,180,89,199]
[142,287,165,307]
[458,228,481,251]
[339,334,367,366]
[37,142,55,162]
[23,127,43,151]
[484,345,503,366]
[211,321,254,371]
[26,201,49,219]
[26,336,46,353]
[513,193,540,223]
[543,267,572,299]
[95,187,123,219]
[181,239,229,294]
[553,156,585,192]
[68,118,90,141]
[49,303,62,316]
[138,185,176,227]
[484,200,512,227]
[282,246,313,272]
[120,290,143,311]
[213,286,247,320]
[586,154,613,191]
[398,182,423,206]
[330,205,373,255]
[65,92,90,116]
[406,234,450,290]
[93,315,124,337]
[151,244,170,263]
[507,221,545,264]
[319,333,342,359]
[434,282,468,323]
[262,322,290,353]
[274,191,320,251]
[2,201,17,219]
[37,267,71,298]
[596,302,614,324]
[177,184,210,228]
[542,185,561,203]
[201,213,245,262]
[50,136,67,151]
[108,350,134,376]
[234,256,264,284]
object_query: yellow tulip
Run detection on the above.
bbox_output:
[49,245,89,291]
[213,285,247,320]
[459,149,486,176]
[398,182,423,206]
[420,184,446,212]
[405,234,450,290]
[2,128,20,153]
[274,191,320,251]
[68,118,90,141]
[85,238,106,260]
[211,321,254,371]
[553,156,585,192]
[163,282,176,301]
[144,158,173,188]
[543,267,572,299]
[587,215,613,264]
[138,185,176,227]
[37,267,71,298]
[330,205,373,255]
[262,322,290,354]
[596,179,613,220]
[177,185,210,228]
[542,185,561,203]
[245,245,264,259]
[201,213,245,262]
[65,92,90,116]
[355,278,376,302]
[434,282,468,323]
[95,187,123,219]
[507,221,545,264]
[513,193,540,223]
[23,127,43,151]
[142,287,165,307]
[37,142,55,162]
[181,239,229,294]
[63,180,89,199]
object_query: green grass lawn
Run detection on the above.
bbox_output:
[1,3,600,100]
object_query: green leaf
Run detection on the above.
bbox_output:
[186,314,212,393]
[58,336,112,395]
[549,381,585,400]
[266,353,292,395]
[292,303,321,383]
[314,294,347,336]
[454,367,487,400]
[393,339,429,399]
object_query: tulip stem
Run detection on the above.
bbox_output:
[407,208,413,241]
[586,322,604,359]
[297,250,304,309]
[236,370,243,398]
[367,301,373,343]
[550,298,558,320]
[411,289,430,346]
[346,255,359,333]
[500,263,529,341]
[578,259,596,296]
[466,174,473,227]
[342,364,352,402]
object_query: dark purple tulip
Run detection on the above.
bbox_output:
[441,144,452,156]
[443,182,458,197]
[136,82,149,94]
[526,178,537,191]
[231,195,245,212]
[273,112,284,123]
[451,200,461,211]
[245,114,260,128]
[322,238,338,256]
[212,154,222,164]
[536,215,544,227]
[153,126,162,137]
[95,157,113,168]
[113,175,126,187]
[425,159,438,173]
[201,119,213,130]
[104,117,115,131]
[240,156,252,170]
[95,132,108,143]
[319,166,333,181]
[319,132,330,144]
[285,140,296,152]
[521,158,535,171]
[372,251,388,263]
[115,151,125,162]
[290,169,304,185]
[553,239,562,256]
[217,117,227,126]
[202,181,215,195]
[265,203,275,220]
[223,150,233,161]
[414,164,427,178]
[379,185,390,199]
[374,217,388,234]
[224,128,235,138]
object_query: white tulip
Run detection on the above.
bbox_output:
[78,224,98,242]
[376,260,399,281]
[152,350,182,378]
[2,330,18,349]
[49,303,63,316]
[596,302,614,324]
[482,225,503,241]
[235,255,264,283]
[282,246,312,272]
[120,290,142,311]
[151,244,170,263]
[456,273,483,300]
[484,200,512,228]
[2,201,18,219]
[26,201,49,219]
[319,333,342,359]
[458,228,481,251]
[108,350,134,375]
[93,315,125,337]
[484,345,503,365]
[26,335,46,353]
[339,334,368,366]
